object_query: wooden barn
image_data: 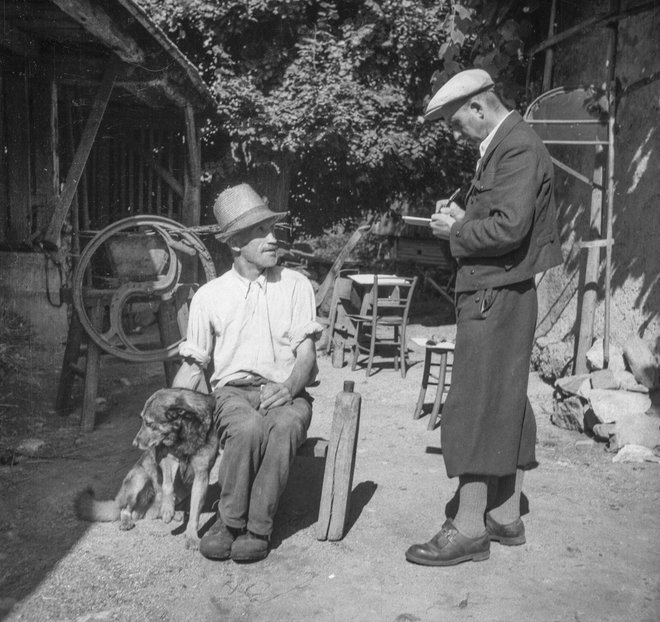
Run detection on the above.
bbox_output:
[0,0,215,343]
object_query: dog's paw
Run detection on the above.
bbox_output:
[184,533,200,550]
[173,510,185,522]
[161,496,175,523]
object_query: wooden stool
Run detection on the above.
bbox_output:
[411,338,455,431]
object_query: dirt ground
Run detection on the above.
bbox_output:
[1,322,659,622]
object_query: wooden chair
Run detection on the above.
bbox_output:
[348,275,418,378]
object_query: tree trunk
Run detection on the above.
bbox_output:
[248,151,295,212]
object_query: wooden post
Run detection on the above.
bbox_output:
[575,149,604,374]
[55,308,85,415]
[316,380,361,541]
[42,58,119,249]
[182,104,201,226]
[81,301,103,432]
[32,64,59,236]
[5,67,31,244]
[603,0,620,368]
[157,299,181,386]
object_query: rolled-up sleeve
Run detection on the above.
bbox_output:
[178,291,214,367]
[289,278,324,352]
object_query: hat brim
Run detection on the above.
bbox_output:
[215,209,288,242]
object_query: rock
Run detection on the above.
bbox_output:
[15,438,46,456]
[551,395,586,431]
[609,412,660,451]
[592,423,616,441]
[589,369,618,390]
[586,389,652,424]
[586,338,626,372]
[555,374,591,397]
[612,444,660,464]
[613,370,648,393]
[622,335,659,389]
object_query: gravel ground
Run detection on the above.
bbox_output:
[1,323,659,622]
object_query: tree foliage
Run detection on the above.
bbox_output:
[139,0,549,234]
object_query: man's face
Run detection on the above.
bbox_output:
[444,100,486,143]
[232,220,279,270]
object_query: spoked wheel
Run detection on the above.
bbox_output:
[72,216,216,363]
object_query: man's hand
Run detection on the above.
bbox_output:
[430,212,456,239]
[436,200,466,223]
[259,382,293,414]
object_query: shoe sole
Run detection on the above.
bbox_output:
[231,552,268,563]
[405,550,490,566]
[488,534,526,546]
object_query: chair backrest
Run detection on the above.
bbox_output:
[369,275,418,326]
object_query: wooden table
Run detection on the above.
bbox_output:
[347,273,410,313]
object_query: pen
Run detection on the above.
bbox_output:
[436,187,461,213]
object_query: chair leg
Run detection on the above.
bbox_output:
[428,352,448,431]
[366,323,376,377]
[350,321,360,371]
[399,326,407,378]
[413,348,432,419]
[326,303,338,354]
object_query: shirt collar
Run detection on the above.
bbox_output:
[231,266,269,298]
[479,110,514,159]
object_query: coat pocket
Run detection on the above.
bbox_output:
[479,287,499,317]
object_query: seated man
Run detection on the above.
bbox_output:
[172,183,322,562]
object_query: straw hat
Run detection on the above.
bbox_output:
[425,69,494,122]
[213,183,287,242]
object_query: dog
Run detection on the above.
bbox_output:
[74,388,219,550]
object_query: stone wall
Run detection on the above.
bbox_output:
[534,0,660,378]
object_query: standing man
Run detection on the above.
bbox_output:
[173,183,322,562]
[406,69,563,566]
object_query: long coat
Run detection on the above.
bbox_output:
[440,111,563,478]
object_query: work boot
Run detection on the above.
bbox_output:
[199,519,240,560]
[231,531,269,562]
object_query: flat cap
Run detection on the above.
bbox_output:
[425,69,494,121]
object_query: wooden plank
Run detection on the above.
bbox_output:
[316,381,361,541]
[0,24,38,57]
[4,70,31,244]
[125,137,184,199]
[315,220,373,309]
[42,59,118,249]
[51,0,145,64]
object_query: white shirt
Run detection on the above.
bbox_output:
[179,265,323,389]
[477,110,514,171]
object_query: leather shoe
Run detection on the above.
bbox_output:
[486,513,526,545]
[231,531,269,562]
[199,519,240,560]
[405,519,490,566]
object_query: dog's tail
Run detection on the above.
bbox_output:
[74,487,120,522]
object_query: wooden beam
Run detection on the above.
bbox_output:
[124,137,183,198]
[51,0,146,64]
[42,59,119,250]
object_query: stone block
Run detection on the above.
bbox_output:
[622,335,659,390]
[551,394,586,431]
[586,338,626,372]
[586,389,652,424]
[610,412,660,451]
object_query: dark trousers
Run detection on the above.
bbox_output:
[212,384,312,536]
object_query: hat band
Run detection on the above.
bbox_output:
[220,205,272,235]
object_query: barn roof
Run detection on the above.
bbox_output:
[1,0,216,112]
